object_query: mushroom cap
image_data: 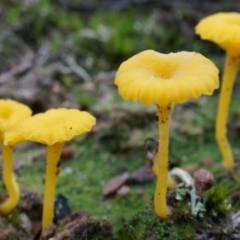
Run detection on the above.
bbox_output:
[5,108,96,146]
[0,99,32,143]
[115,50,219,106]
[195,12,240,56]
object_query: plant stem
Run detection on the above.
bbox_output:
[42,142,63,231]
[216,55,240,170]
[154,104,172,218]
[0,145,19,215]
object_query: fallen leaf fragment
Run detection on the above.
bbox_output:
[103,172,129,197]
[127,164,155,184]
[117,185,131,196]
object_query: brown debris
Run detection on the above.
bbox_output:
[127,164,156,184]
[103,164,155,197]
[137,188,145,197]
[200,158,214,167]
[54,216,112,240]
[103,172,129,197]
[116,185,131,196]
[65,211,92,223]
[184,165,197,174]
[193,169,215,196]
[0,216,32,239]
[17,191,43,221]
[40,224,57,240]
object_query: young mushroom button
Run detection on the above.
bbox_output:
[0,99,32,215]
[196,12,240,170]
[4,108,96,231]
[115,50,219,219]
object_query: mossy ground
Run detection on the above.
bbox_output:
[4,92,240,239]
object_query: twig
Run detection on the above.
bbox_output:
[0,51,34,84]
[63,56,92,83]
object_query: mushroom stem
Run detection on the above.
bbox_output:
[216,55,240,170]
[42,142,63,231]
[154,104,172,218]
[0,145,20,215]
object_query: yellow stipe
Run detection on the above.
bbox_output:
[152,156,176,190]
[0,145,20,215]
[154,105,172,218]
[42,142,63,230]
[216,55,240,170]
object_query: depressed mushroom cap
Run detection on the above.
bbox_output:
[115,50,219,106]
[0,99,32,143]
[5,108,96,146]
[195,12,240,56]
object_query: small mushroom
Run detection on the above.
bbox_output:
[115,50,219,218]
[195,12,240,170]
[0,99,32,215]
[5,108,96,230]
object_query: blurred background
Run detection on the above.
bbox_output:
[0,0,239,113]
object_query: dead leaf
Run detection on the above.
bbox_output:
[103,172,129,197]
[127,164,155,184]
[116,185,131,197]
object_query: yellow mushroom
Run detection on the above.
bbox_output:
[0,99,32,215]
[115,50,219,219]
[5,108,96,230]
[195,12,240,170]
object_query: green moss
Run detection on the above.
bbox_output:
[116,207,196,240]
[116,208,169,240]
[205,183,235,217]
